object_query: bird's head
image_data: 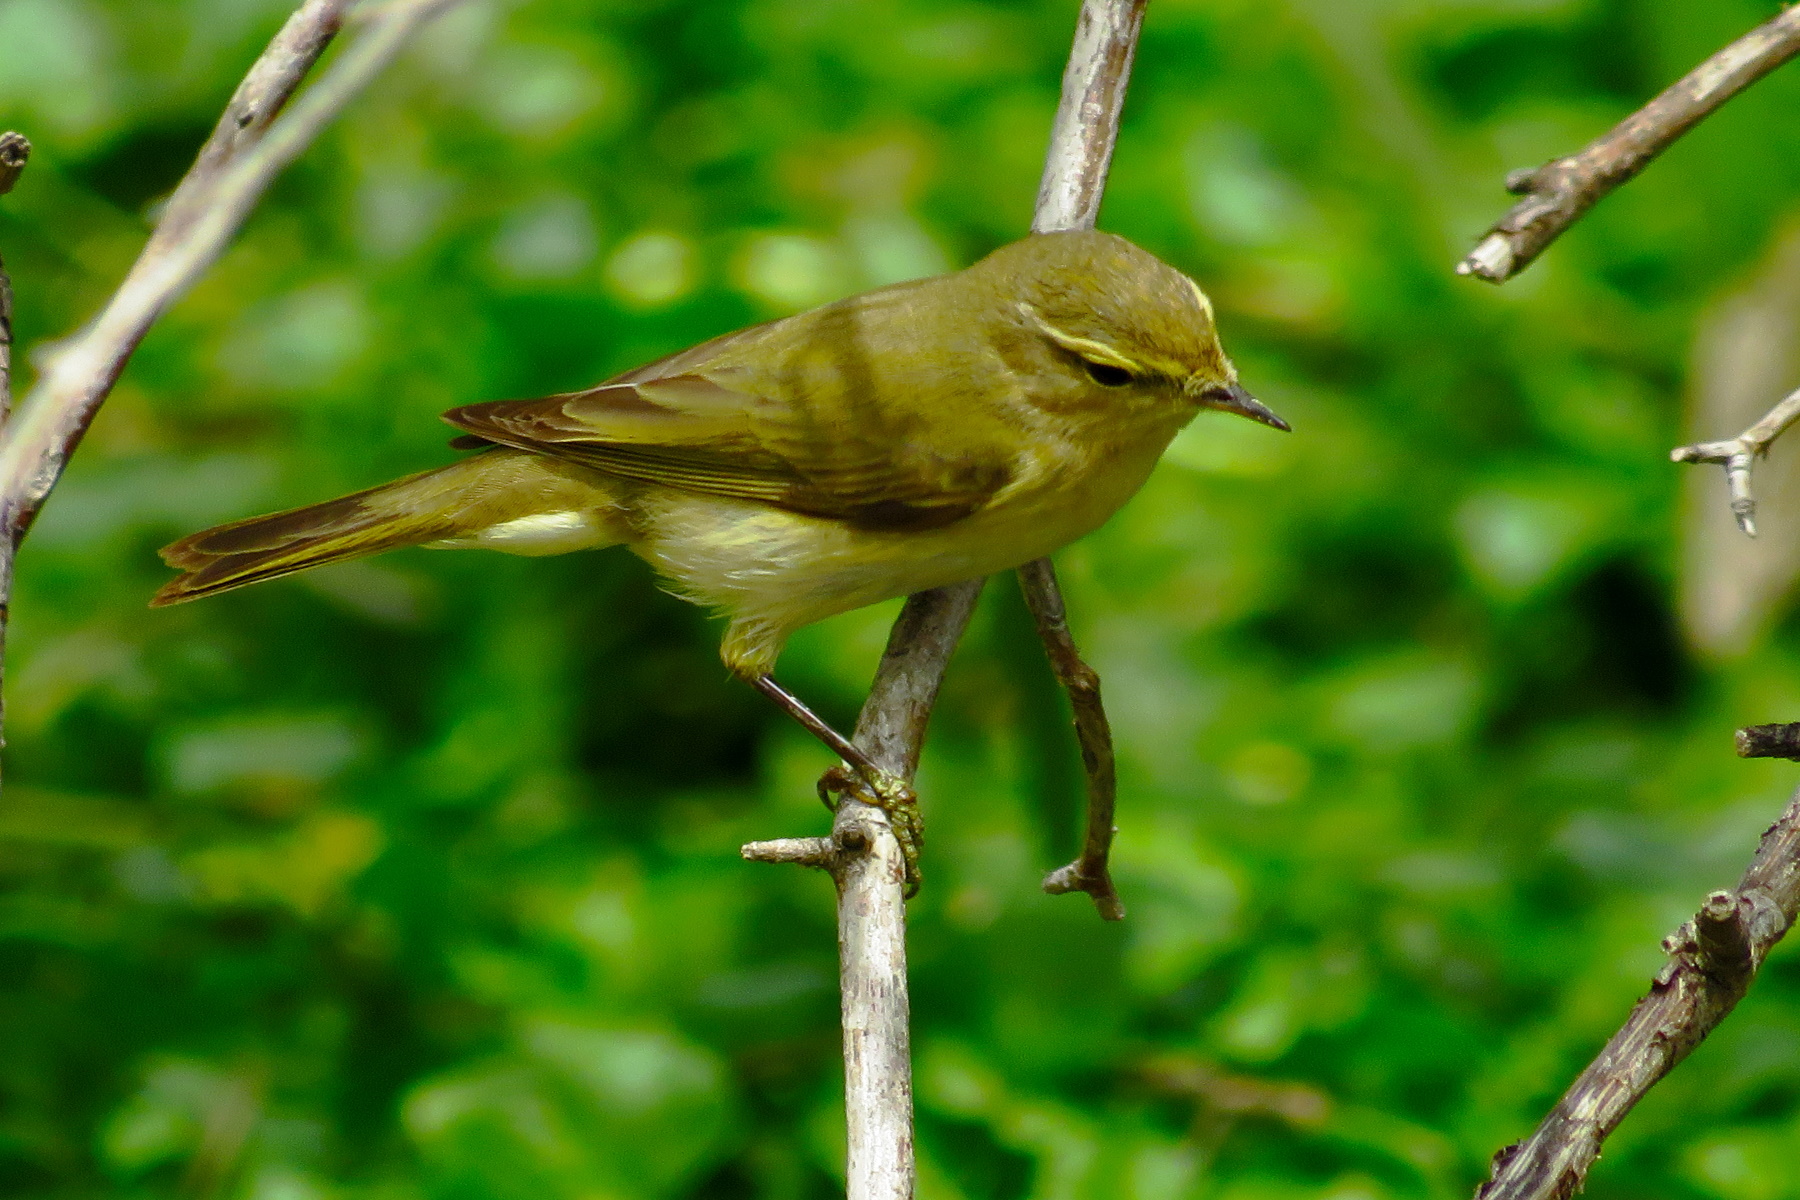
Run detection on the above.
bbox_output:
[989,229,1287,431]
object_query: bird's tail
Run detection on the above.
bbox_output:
[152,449,621,606]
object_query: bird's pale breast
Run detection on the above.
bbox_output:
[632,423,1174,675]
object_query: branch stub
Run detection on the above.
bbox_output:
[0,133,29,197]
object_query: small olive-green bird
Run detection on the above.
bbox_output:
[154,230,1283,821]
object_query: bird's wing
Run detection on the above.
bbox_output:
[443,355,1014,533]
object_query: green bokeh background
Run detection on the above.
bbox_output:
[6,1,1800,1197]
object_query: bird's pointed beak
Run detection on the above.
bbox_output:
[1199,381,1290,432]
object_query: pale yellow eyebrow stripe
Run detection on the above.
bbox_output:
[1016,302,1189,379]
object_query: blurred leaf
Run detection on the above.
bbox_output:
[404,1018,731,1199]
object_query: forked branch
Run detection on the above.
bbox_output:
[1459,7,1800,283]
[0,0,466,542]
[1474,730,1800,1200]
[1671,385,1800,536]
[0,0,464,761]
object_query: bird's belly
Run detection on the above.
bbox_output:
[630,444,1158,668]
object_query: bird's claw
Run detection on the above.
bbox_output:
[818,764,923,898]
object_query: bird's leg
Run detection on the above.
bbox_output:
[749,674,870,771]
[748,674,923,895]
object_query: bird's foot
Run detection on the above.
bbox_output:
[818,764,923,898]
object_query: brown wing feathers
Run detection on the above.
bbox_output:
[442,379,1010,532]
[444,394,800,506]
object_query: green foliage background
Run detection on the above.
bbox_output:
[5,0,1800,1197]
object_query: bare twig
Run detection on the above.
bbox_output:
[1017,558,1123,921]
[1013,0,1146,926]
[742,583,984,1200]
[1736,722,1800,761]
[1671,385,1800,536]
[0,0,460,764]
[1474,773,1800,1200]
[1029,0,1147,236]
[1140,1055,1332,1128]
[1139,1054,1331,1178]
[826,796,919,1200]
[741,836,837,867]
[0,133,28,426]
[745,586,987,1200]
[1458,7,1800,283]
[0,132,31,754]
[0,133,26,198]
[740,2,1149,1196]
[850,581,989,784]
[181,0,348,195]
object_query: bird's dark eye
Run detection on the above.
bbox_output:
[1083,360,1133,387]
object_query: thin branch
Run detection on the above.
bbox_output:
[1029,0,1147,237]
[1458,7,1800,283]
[825,795,920,1200]
[1474,754,1800,1200]
[743,587,987,1200]
[847,582,988,783]
[0,132,28,426]
[0,0,460,767]
[1008,0,1144,928]
[0,133,26,196]
[0,0,459,537]
[741,836,837,867]
[740,3,1149,1196]
[1140,1055,1332,1128]
[1670,384,1800,536]
[0,131,30,755]
[1013,0,1145,924]
[1017,558,1123,921]
[753,582,983,1200]
[181,0,349,195]
[1737,722,1800,761]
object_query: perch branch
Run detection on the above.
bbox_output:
[1474,739,1800,1200]
[1017,558,1123,920]
[1670,384,1800,536]
[1458,6,1800,283]
[0,0,461,764]
[740,3,1149,1197]
[742,582,985,1200]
